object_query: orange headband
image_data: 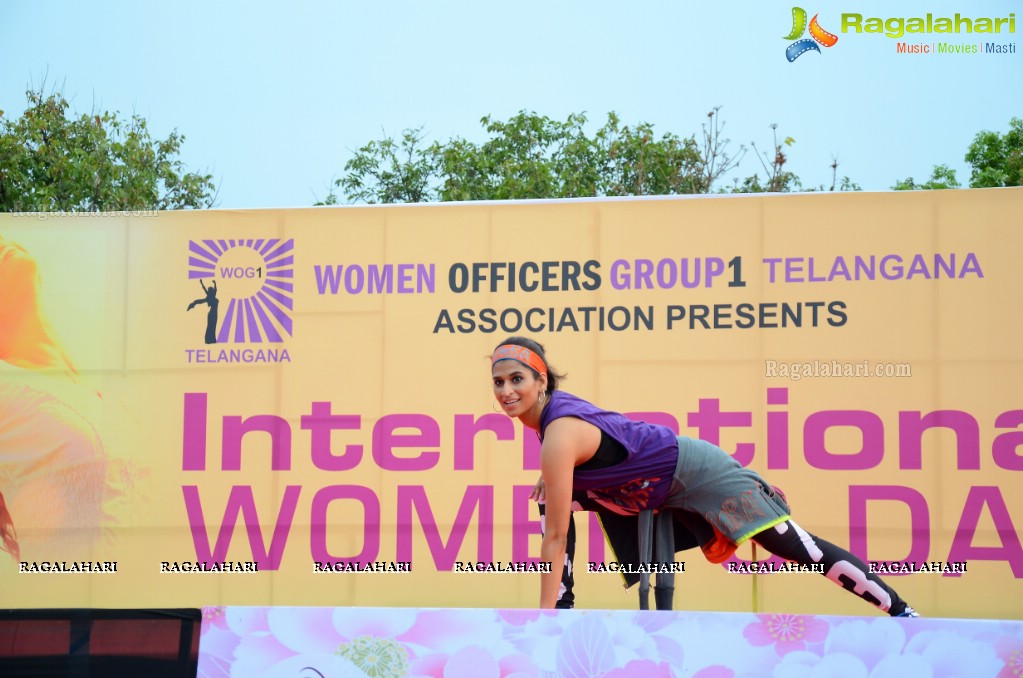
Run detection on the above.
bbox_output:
[491,344,548,376]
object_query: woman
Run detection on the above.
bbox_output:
[1,236,111,563]
[491,336,919,616]
[186,278,219,344]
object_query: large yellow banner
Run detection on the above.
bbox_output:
[1,189,1020,619]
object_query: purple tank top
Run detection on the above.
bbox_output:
[538,391,679,514]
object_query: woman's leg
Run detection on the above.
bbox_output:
[752,519,919,617]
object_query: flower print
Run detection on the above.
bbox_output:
[255,652,370,678]
[603,659,675,677]
[497,609,544,627]
[743,614,828,657]
[774,650,870,678]
[823,618,906,669]
[408,644,535,678]
[202,606,229,631]
[399,609,513,658]
[904,630,1002,677]
[692,667,735,678]
[996,635,1023,678]
[337,636,410,678]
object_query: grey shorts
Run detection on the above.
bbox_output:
[661,436,791,545]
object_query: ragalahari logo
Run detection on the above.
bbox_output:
[186,239,294,345]
[784,7,839,61]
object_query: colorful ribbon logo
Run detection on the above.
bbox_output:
[784,7,838,62]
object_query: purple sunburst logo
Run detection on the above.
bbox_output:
[187,239,294,344]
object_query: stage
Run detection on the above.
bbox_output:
[196,606,1022,677]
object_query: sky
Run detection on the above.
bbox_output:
[1,0,1020,209]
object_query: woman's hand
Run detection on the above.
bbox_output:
[529,476,545,502]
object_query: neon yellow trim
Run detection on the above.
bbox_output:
[734,514,791,546]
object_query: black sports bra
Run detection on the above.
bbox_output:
[576,430,628,471]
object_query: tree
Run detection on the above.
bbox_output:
[334,127,433,204]
[893,117,1022,191]
[964,117,1023,188]
[323,109,756,204]
[892,164,961,191]
[0,86,216,212]
[728,124,806,194]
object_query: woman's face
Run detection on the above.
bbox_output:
[491,359,545,417]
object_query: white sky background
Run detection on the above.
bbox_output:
[1,0,1020,208]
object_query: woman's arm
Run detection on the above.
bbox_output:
[539,431,575,608]
[537,418,598,608]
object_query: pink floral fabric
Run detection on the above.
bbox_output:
[198,607,1022,678]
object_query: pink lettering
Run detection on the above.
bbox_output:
[849,485,930,570]
[767,388,789,469]
[396,485,493,569]
[948,486,1023,578]
[512,485,542,563]
[687,399,755,466]
[310,485,381,563]
[182,484,300,570]
[805,410,884,470]
[898,410,980,470]
[223,414,291,471]
[454,414,516,471]
[374,415,440,471]
[182,392,208,470]
[993,410,1023,471]
[302,402,363,471]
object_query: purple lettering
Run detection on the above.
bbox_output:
[397,263,413,293]
[368,264,392,294]
[680,258,700,289]
[705,257,725,286]
[785,258,803,282]
[635,259,653,289]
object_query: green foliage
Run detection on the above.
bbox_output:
[965,117,1023,188]
[892,164,961,191]
[728,124,802,193]
[892,117,1021,191]
[326,109,753,204]
[337,127,433,204]
[0,87,216,212]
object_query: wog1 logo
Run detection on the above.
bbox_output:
[186,239,294,347]
[784,7,839,62]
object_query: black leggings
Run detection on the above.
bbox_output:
[752,519,911,616]
[545,507,912,616]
